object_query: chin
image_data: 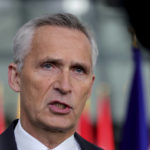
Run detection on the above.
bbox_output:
[43,123,75,133]
[37,119,76,133]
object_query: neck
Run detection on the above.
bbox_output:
[20,119,76,149]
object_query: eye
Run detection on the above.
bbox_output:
[76,68,84,73]
[73,66,86,74]
[41,62,53,69]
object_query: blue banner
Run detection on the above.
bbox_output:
[120,47,148,150]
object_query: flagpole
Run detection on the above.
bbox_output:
[16,93,20,119]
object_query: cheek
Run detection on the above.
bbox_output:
[20,73,48,111]
[74,78,92,98]
[73,81,92,113]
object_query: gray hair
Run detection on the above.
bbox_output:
[13,13,99,72]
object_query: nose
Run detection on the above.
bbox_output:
[53,70,72,95]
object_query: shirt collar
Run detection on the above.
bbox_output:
[14,120,80,150]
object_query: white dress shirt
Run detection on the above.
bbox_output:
[14,120,80,150]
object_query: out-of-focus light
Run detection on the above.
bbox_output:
[63,0,90,15]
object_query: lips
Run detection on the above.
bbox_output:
[48,101,72,114]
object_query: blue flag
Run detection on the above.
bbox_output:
[120,47,148,150]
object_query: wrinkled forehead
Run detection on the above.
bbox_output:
[32,26,92,55]
[33,25,91,44]
[25,25,93,68]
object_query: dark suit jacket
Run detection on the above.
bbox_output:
[0,120,103,150]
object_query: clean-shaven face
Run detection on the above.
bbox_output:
[18,26,95,133]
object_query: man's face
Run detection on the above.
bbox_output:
[11,26,95,134]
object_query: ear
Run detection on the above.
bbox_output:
[92,75,95,84]
[8,63,21,92]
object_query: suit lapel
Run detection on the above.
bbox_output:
[74,132,90,150]
[74,132,103,150]
[0,119,18,150]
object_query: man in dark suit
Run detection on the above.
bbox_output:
[0,13,103,150]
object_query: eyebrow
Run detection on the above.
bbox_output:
[39,57,91,72]
[39,57,64,66]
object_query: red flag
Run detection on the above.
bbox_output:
[77,99,94,144]
[0,84,6,134]
[96,91,115,150]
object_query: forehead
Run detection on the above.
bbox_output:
[32,25,91,47]
[26,25,92,67]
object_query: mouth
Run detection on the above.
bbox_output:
[48,101,72,114]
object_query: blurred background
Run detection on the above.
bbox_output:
[0,0,150,150]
